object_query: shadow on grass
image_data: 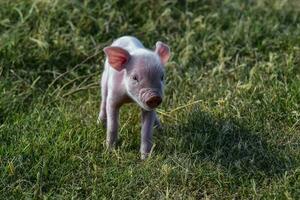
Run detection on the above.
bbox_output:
[157,108,293,178]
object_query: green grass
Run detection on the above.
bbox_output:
[1,0,300,199]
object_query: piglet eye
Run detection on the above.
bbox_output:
[132,75,139,82]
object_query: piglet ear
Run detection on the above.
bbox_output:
[155,41,170,65]
[103,46,130,71]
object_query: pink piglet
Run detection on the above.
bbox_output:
[98,36,170,159]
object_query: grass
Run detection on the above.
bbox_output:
[1,0,300,199]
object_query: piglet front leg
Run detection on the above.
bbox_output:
[106,101,119,149]
[140,110,155,160]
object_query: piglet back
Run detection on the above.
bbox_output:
[111,36,145,53]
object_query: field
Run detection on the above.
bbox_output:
[1,0,300,199]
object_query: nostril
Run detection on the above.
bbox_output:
[146,96,162,108]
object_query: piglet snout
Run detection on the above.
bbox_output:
[146,96,162,109]
[140,88,162,109]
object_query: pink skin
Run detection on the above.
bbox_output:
[97,36,170,159]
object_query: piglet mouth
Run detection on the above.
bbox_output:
[140,88,162,110]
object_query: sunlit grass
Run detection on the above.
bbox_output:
[0,0,300,199]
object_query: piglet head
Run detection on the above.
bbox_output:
[104,41,170,111]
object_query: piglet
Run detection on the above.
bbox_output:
[98,36,170,159]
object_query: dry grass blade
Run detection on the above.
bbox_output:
[53,73,97,97]
[168,100,203,113]
[62,82,99,97]
[45,41,109,93]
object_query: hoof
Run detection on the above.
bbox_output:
[141,153,149,160]
[97,116,107,128]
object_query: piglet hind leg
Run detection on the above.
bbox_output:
[97,70,108,126]
[98,99,107,126]
[140,110,155,160]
